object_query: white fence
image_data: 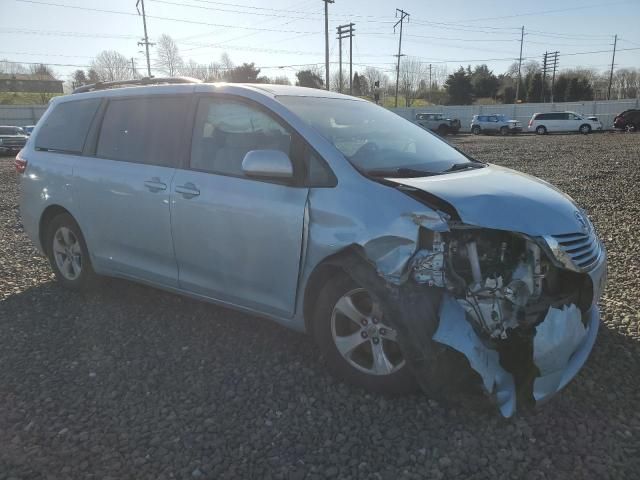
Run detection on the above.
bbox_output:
[390,98,640,132]
[0,105,49,126]
[2,98,639,132]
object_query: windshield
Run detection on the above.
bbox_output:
[0,127,24,135]
[277,96,473,175]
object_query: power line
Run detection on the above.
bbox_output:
[15,0,320,35]
[0,28,139,40]
[447,1,634,23]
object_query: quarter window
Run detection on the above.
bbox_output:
[35,98,101,153]
[190,98,292,176]
[96,96,189,167]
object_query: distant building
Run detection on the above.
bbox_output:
[0,73,64,94]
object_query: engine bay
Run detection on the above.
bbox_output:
[411,228,593,342]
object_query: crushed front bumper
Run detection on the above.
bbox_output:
[432,250,606,417]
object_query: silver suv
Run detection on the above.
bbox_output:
[471,114,522,135]
[18,78,606,417]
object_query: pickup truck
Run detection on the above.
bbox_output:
[0,126,28,155]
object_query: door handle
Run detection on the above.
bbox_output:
[175,182,200,198]
[144,178,167,192]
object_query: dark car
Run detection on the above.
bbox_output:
[0,126,28,155]
[613,109,640,132]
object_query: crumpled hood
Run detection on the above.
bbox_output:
[391,164,585,236]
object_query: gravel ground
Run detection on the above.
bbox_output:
[0,132,639,479]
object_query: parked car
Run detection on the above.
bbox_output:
[528,111,602,134]
[613,109,639,132]
[22,125,36,135]
[414,112,461,135]
[0,125,28,155]
[18,79,607,417]
[471,114,522,135]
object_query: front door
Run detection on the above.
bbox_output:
[75,95,190,286]
[171,96,309,317]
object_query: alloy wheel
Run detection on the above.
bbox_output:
[52,226,82,281]
[330,288,405,376]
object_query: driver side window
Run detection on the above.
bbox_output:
[190,98,292,176]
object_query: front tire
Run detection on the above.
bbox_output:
[313,273,416,394]
[579,124,592,134]
[471,125,481,135]
[45,213,98,290]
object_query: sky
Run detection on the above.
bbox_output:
[1,0,639,85]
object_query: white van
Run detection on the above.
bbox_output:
[528,111,602,135]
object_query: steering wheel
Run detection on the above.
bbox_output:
[354,141,379,157]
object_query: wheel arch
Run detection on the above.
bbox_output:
[302,246,363,335]
[38,204,74,254]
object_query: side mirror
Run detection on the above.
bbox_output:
[242,149,294,180]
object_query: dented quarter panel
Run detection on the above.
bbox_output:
[392,165,588,236]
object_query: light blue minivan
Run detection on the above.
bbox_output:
[17,78,607,416]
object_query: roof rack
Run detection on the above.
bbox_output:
[72,76,202,94]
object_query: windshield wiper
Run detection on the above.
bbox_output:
[442,162,486,173]
[366,167,438,178]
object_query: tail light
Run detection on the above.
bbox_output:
[15,152,27,174]
[528,119,533,127]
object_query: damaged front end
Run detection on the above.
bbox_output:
[404,226,606,416]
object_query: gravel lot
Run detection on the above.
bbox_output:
[1,133,639,479]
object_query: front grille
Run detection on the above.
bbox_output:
[551,232,602,271]
[2,139,26,147]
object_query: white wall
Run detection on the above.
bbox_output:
[0,104,49,126]
[390,98,640,132]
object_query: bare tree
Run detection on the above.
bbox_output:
[155,34,183,77]
[613,68,639,99]
[330,69,347,92]
[272,75,291,85]
[0,59,28,75]
[181,59,206,80]
[220,52,233,73]
[26,63,59,103]
[399,57,426,107]
[91,50,133,82]
[362,66,390,96]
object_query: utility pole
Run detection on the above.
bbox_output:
[608,34,617,100]
[542,51,549,103]
[322,0,334,90]
[336,23,355,94]
[515,26,524,103]
[136,0,154,77]
[393,8,410,108]
[549,51,559,103]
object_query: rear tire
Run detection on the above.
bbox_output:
[536,125,547,135]
[313,273,416,394]
[471,125,481,135]
[437,125,449,136]
[579,124,592,135]
[45,213,98,290]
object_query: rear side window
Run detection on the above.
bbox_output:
[97,96,189,167]
[35,99,101,153]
